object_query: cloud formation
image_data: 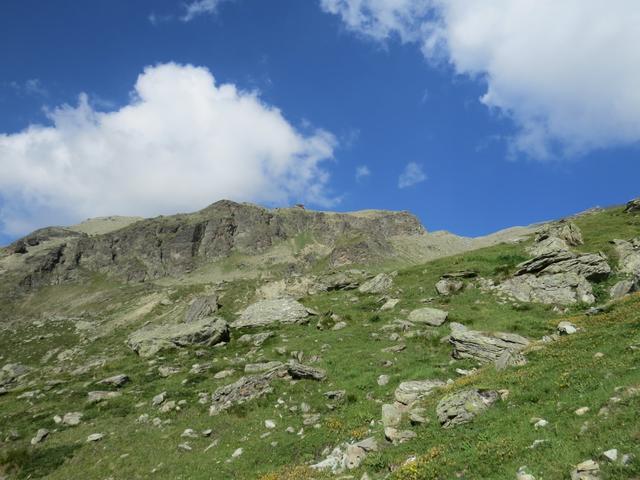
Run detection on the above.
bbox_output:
[355,165,371,181]
[0,63,337,236]
[182,0,230,22]
[321,0,640,159]
[398,162,426,188]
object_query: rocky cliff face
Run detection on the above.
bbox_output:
[1,200,426,289]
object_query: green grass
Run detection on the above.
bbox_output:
[1,207,639,479]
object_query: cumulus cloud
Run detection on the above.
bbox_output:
[0,63,337,236]
[321,0,640,159]
[355,165,371,181]
[182,0,231,21]
[398,162,426,188]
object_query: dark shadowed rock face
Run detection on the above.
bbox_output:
[4,200,425,288]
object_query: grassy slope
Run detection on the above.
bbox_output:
[0,208,638,479]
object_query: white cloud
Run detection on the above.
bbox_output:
[182,0,230,22]
[398,162,426,188]
[321,0,640,159]
[355,165,371,181]
[0,63,337,236]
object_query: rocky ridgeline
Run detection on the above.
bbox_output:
[1,200,425,290]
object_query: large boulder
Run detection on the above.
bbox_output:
[449,323,529,364]
[498,272,595,305]
[358,273,394,294]
[624,197,640,213]
[209,374,274,416]
[515,250,610,280]
[231,298,310,328]
[436,389,500,428]
[612,238,640,276]
[184,295,219,323]
[535,220,583,246]
[127,317,229,357]
[0,363,29,388]
[407,307,448,326]
[435,278,464,296]
[610,279,639,299]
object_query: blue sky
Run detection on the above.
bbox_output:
[1,0,639,245]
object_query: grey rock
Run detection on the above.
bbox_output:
[237,331,274,347]
[535,220,583,246]
[61,412,83,426]
[86,433,104,442]
[127,317,229,357]
[435,278,464,296]
[244,361,283,374]
[407,307,448,326]
[624,197,640,213]
[498,272,595,305]
[0,363,29,388]
[286,361,326,381]
[98,374,129,388]
[358,273,394,294]
[610,279,639,299]
[612,238,640,276]
[87,391,121,404]
[31,428,49,445]
[558,321,578,335]
[515,250,610,280]
[231,298,309,329]
[570,459,600,480]
[184,295,219,323]
[381,403,402,427]
[449,323,529,364]
[380,298,400,310]
[527,236,570,256]
[436,389,500,428]
[383,427,416,444]
[394,379,446,405]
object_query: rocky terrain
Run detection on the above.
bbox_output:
[0,197,639,479]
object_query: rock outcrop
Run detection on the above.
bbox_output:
[184,295,219,323]
[436,389,500,428]
[358,272,394,294]
[612,238,640,276]
[624,197,640,213]
[231,298,310,328]
[127,317,229,357]
[407,307,448,326]
[449,323,529,364]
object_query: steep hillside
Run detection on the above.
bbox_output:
[0,199,638,480]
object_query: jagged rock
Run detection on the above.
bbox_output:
[436,389,500,428]
[0,363,29,388]
[527,236,570,256]
[498,272,595,305]
[449,323,529,364]
[611,238,640,276]
[244,361,283,374]
[624,197,640,213]
[358,273,394,294]
[127,317,229,357]
[209,362,323,415]
[435,278,464,296]
[31,428,49,445]
[98,374,129,388]
[394,379,446,405]
[384,427,416,444]
[231,298,310,328]
[286,361,326,381]
[610,279,639,299]
[535,220,583,246]
[407,307,448,326]
[380,298,400,310]
[381,403,402,427]
[311,437,378,473]
[86,433,104,442]
[516,466,536,480]
[515,250,610,280]
[322,271,362,291]
[184,295,219,323]
[570,459,600,480]
[237,331,274,347]
[558,321,578,335]
[209,375,274,415]
[60,412,83,426]
[87,391,121,404]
